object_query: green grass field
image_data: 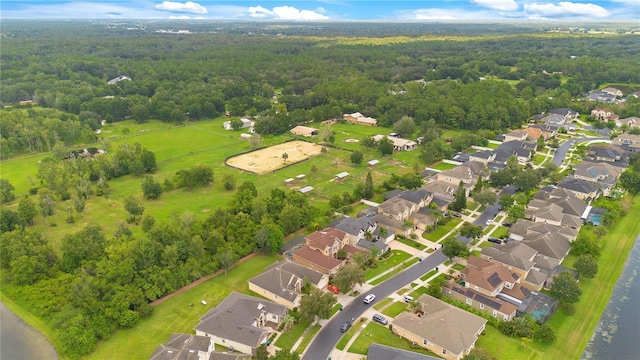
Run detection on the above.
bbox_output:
[395,237,427,250]
[276,318,313,350]
[422,218,462,242]
[294,324,321,354]
[373,297,393,310]
[365,250,411,280]
[347,322,440,357]
[84,253,281,360]
[0,118,418,247]
[335,318,362,350]
[382,301,408,318]
[431,162,457,171]
[420,269,438,282]
[369,258,420,286]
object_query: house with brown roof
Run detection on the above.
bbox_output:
[290,125,319,137]
[292,246,343,274]
[305,228,350,257]
[194,293,287,356]
[522,127,547,141]
[462,256,522,297]
[248,259,328,308]
[391,295,487,360]
[150,333,215,360]
[443,282,518,321]
[371,213,411,237]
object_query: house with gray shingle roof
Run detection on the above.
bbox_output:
[330,216,377,244]
[444,282,518,321]
[532,204,565,226]
[367,343,441,360]
[616,116,640,128]
[194,293,287,356]
[557,178,601,202]
[391,295,487,360]
[248,259,328,308]
[378,197,417,222]
[522,232,571,262]
[480,242,537,279]
[149,333,214,360]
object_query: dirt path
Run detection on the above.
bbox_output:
[150,253,257,307]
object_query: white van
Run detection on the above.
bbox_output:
[404,295,414,303]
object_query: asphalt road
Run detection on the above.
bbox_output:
[302,250,447,360]
[552,136,606,166]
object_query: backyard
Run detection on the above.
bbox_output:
[422,218,462,242]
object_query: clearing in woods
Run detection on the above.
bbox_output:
[225,140,323,174]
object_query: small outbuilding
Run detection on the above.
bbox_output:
[299,186,314,194]
[335,172,349,181]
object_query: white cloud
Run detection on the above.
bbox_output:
[471,0,519,11]
[393,8,505,20]
[248,5,329,20]
[168,15,191,19]
[524,2,610,18]
[154,1,207,14]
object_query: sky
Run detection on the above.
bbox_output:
[1,0,639,21]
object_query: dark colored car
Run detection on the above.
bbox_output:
[452,212,463,218]
[340,321,352,333]
[503,222,513,227]
[488,237,503,244]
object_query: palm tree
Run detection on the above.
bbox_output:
[409,299,422,313]
[352,253,366,268]
[281,314,296,332]
[368,246,381,261]
[432,210,443,230]
[377,226,388,241]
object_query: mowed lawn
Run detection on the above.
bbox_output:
[0,118,417,246]
[475,195,640,360]
[85,253,281,360]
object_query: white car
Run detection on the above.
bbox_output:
[485,219,494,226]
[363,294,376,304]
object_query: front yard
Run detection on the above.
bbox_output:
[365,250,412,280]
[422,218,462,242]
[347,322,440,357]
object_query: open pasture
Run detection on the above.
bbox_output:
[225,140,323,174]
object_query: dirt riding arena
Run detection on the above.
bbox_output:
[226,140,323,174]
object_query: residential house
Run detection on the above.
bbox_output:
[503,130,528,142]
[378,197,418,222]
[586,91,617,103]
[517,291,559,324]
[480,242,537,278]
[529,123,560,136]
[367,343,441,360]
[443,283,518,321]
[292,246,343,274]
[391,295,487,360]
[587,145,624,163]
[223,118,252,131]
[150,333,215,360]
[572,161,623,183]
[371,213,411,238]
[522,127,547,141]
[194,293,287,356]
[107,75,131,84]
[462,257,522,297]
[547,108,579,123]
[330,216,378,245]
[422,181,456,209]
[522,232,571,262]
[590,108,615,121]
[493,141,532,164]
[557,178,601,202]
[616,116,640,128]
[372,134,418,152]
[468,150,496,165]
[343,112,377,126]
[540,114,568,126]
[305,228,350,257]
[411,208,438,230]
[248,259,328,308]
[437,165,476,187]
[290,125,319,137]
[612,133,640,152]
[601,87,623,97]
[395,189,432,208]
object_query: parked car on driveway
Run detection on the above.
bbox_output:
[488,237,503,244]
[372,314,388,325]
[452,212,463,218]
[503,222,513,227]
[486,219,494,226]
[364,294,376,304]
[340,321,352,333]
[327,285,339,294]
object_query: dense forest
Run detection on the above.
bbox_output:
[1,21,640,358]
[2,21,640,159]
